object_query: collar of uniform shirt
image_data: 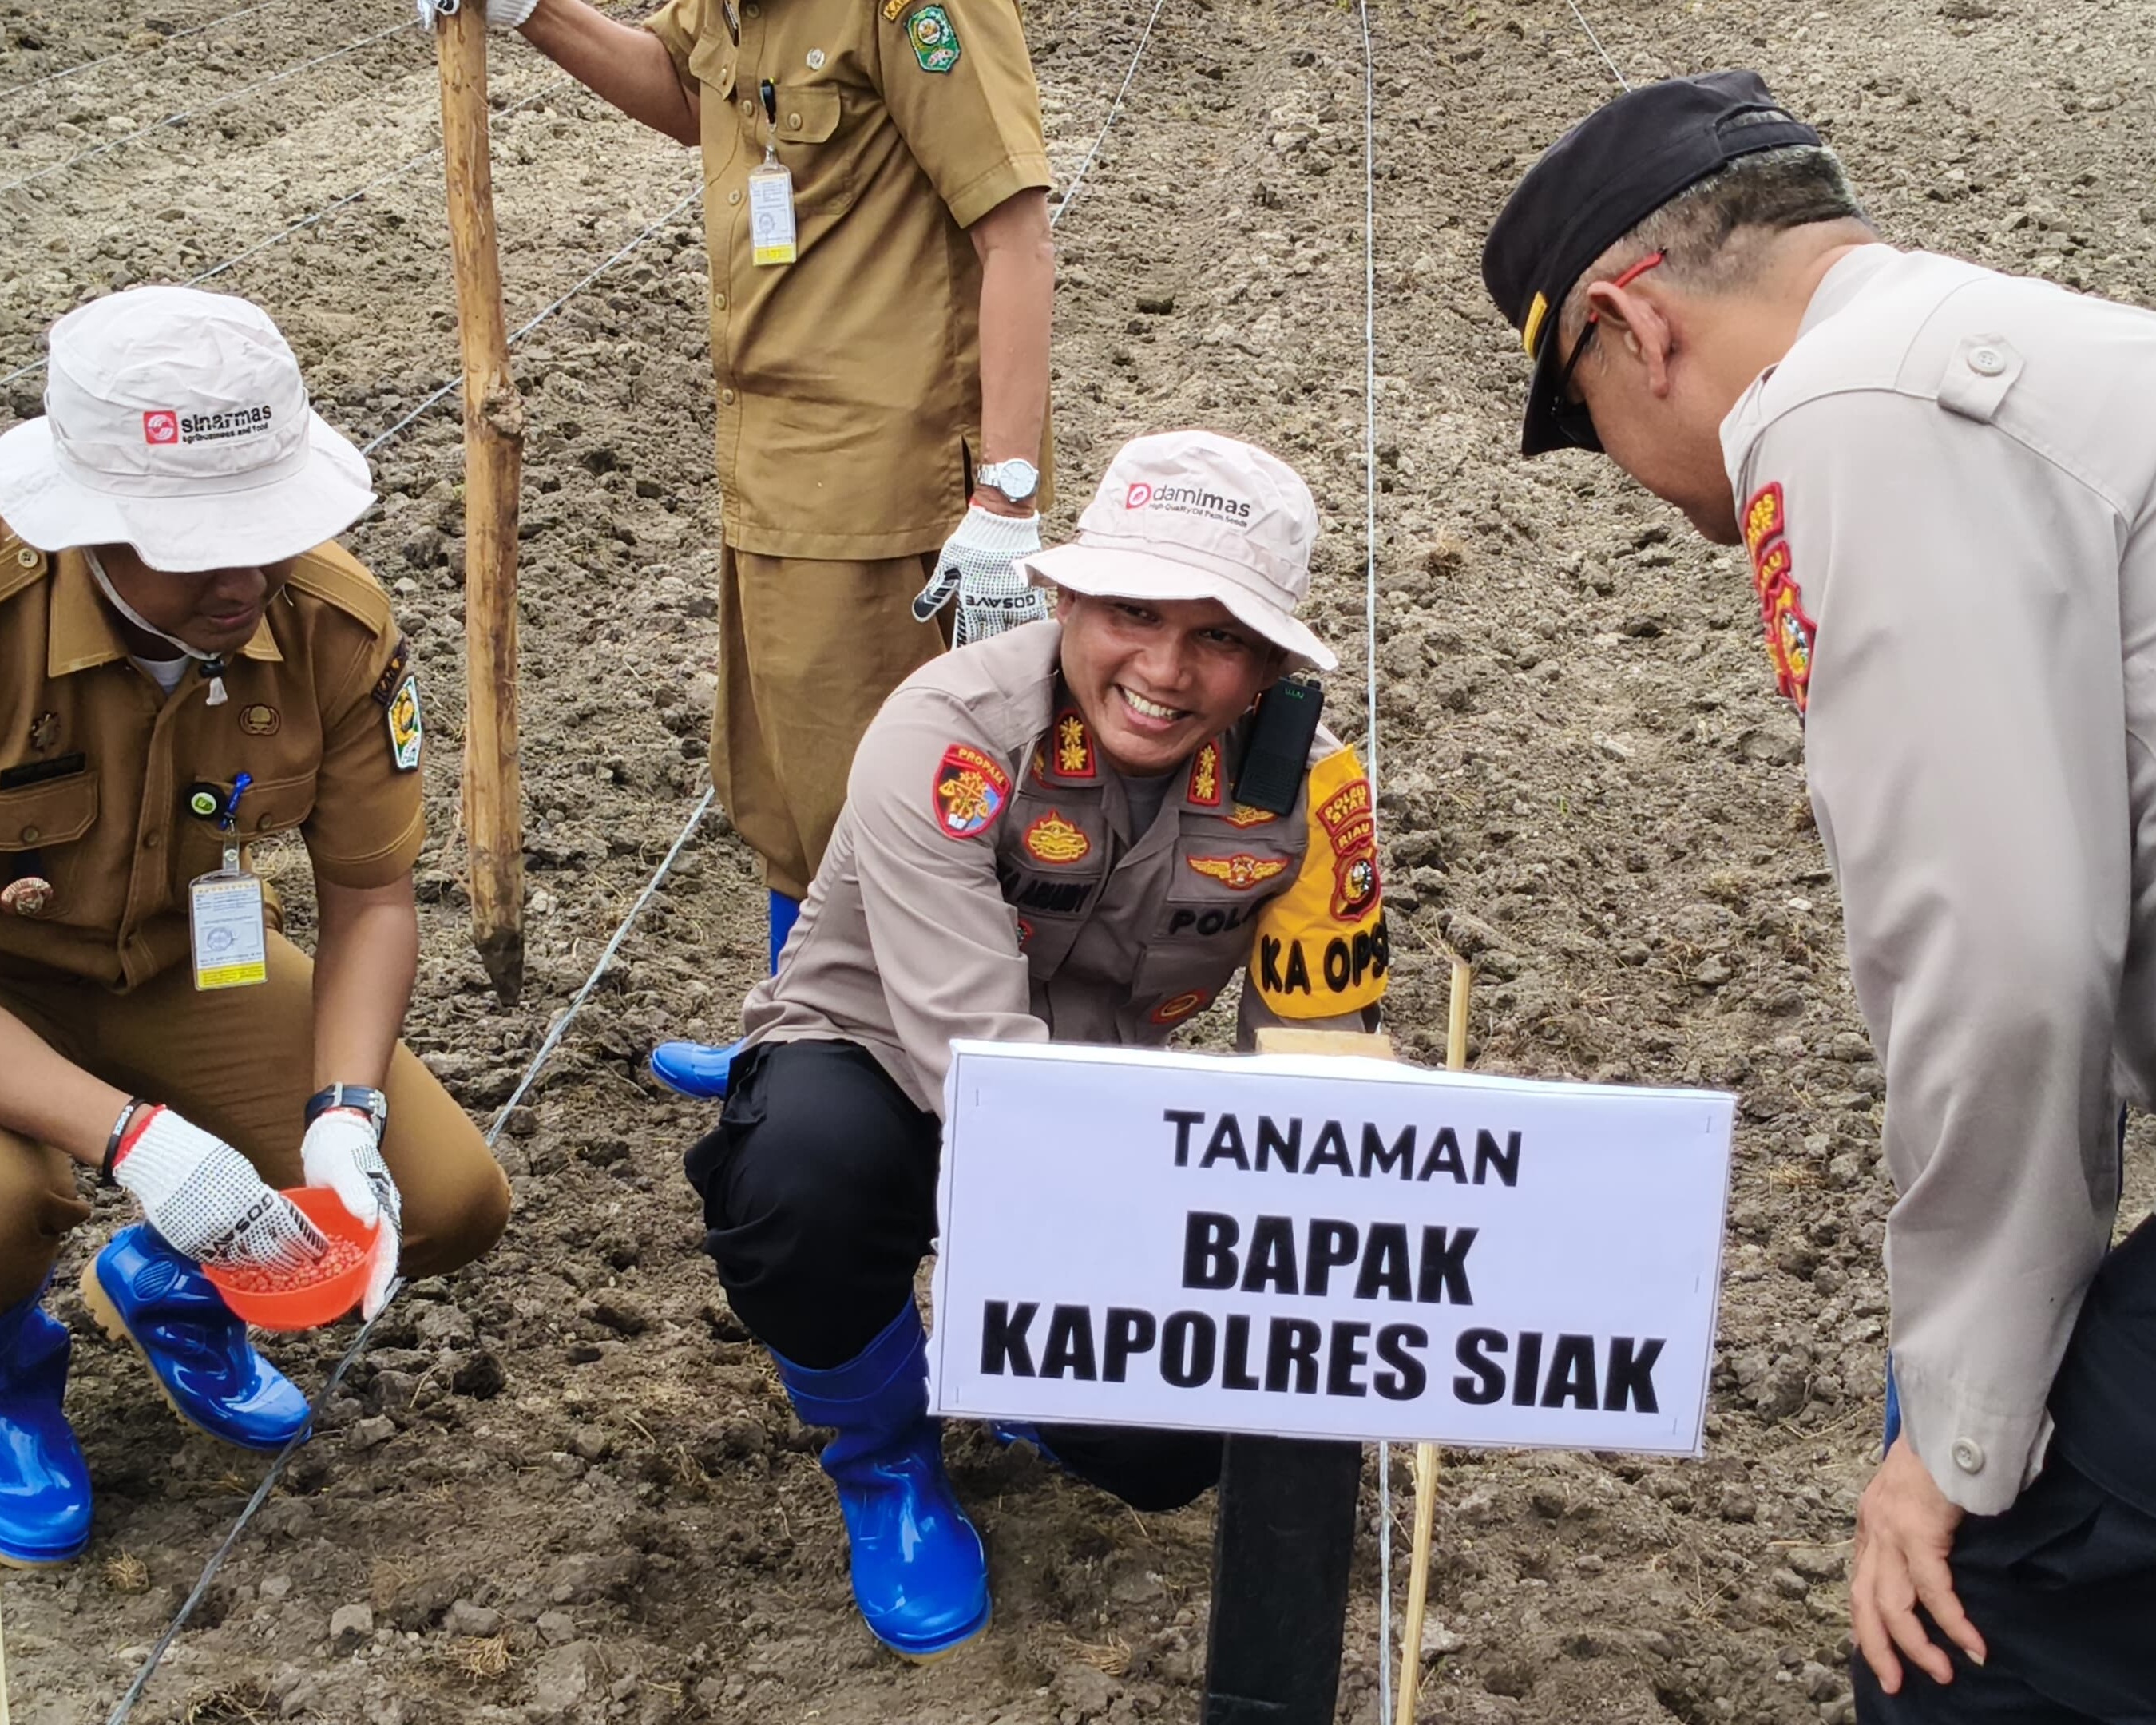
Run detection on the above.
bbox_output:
[44,548,281,680]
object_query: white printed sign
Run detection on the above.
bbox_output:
[929,1041,1734,1455]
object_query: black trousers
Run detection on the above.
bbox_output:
[684,1038,1223,1513]
[1856,1217,2156,1724]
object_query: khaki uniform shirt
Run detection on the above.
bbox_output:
[646,0,1052,561]
[1721,244,2156,1514]
[743,623,1392,1114]
[0,526,424,992]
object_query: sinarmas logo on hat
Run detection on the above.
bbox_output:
[143,410,179,445]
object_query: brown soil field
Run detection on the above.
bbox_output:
[2,0,2153,1720]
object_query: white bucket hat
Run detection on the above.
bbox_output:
[0,284,375,570]
[1021,429,1337,673]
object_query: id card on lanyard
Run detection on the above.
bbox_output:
[189,771,267,990]
[749,78,797,267]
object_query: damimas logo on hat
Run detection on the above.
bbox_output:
[1123,479,1253,524]
[142,404,276,448]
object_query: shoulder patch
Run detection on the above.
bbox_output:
[932,743,1012,840]
[1247,744,1388,1020]
[906,5,961,72]
[1743,482,1813,715]
[370,636,414,707]
[385,673,423,771]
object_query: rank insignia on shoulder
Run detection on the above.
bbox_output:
[1023,809,1091,865]
[906,4,961,72]
[1049,708,1096,779]
[386,673,423,772]
[371,636,413,708]
[1186,741,1222,807]
[933,743,1012,840]
[1149,989,1212,1026]
[1187,852,1291,891]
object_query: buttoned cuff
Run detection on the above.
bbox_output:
[1896,1355,2055,1516]
[945,152,1052,231]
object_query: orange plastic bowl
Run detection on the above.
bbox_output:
[203,1187,381,1332]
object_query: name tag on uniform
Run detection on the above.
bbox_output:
[749,161,797,267]
[189,867,268,991]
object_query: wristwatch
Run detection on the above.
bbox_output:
[305,1084,389,1138]
[975,458,1040,505]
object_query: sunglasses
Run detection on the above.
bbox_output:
[1547,251,1665,450]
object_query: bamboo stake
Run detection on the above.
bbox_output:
[433,0,525,1004]
[1393,954,1472,1725]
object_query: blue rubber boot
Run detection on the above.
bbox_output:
[0,1283,92,1568]
[775,1303,989,1661]
[78,1225,311,1453]
[649,890,802,1100]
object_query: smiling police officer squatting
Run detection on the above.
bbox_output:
[1484,72,2156,1722]
[458,0,1056,1098]
[0,288,511,1571]
[680,430,1390,1660]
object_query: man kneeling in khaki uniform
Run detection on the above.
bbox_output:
[681,430,1391,1660]
[0,288,510,1569]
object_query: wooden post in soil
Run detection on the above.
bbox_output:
[1200,1025,1393,1725]
[1393,954,1472,1725]
[433,0,525,1003]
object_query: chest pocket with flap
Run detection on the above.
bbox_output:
[0,771,98,852]
[175,769,317,878]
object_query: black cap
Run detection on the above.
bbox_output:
[1482,71,1820,457]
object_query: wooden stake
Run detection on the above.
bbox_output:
[1393,955,1472,1725]
[434,0,525,1004]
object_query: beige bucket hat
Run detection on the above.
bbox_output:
[1021,428,1337,673]
[0,285,375,570]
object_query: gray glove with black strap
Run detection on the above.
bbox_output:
[914,503,1048,647]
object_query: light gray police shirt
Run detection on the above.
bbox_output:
[1721,244,2156,1514]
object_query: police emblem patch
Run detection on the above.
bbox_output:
[237,702,279,737]
[1023,810,1091,865]
[1743,482,1813,715]
[1149,989,1212,1026]
[1051,708,1096,779]
[906,4,961,72]
[1223,803,1278,828]
[1742,482,1785,563]
[1187,741,1222,807]
[1187,853,1291,891]
[386,674,423,772]
[1332,849,1381,920]
[932,743,1012,840]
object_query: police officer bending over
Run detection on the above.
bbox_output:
[1484,73,2156,1723]
[686,430,1389,1660]
[0,288,510,1569]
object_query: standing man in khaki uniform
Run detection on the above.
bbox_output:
[0,288,510,1569]
[683,431,1389,1660]
[1482,73,2156,1723]
[462,0,1056,1094]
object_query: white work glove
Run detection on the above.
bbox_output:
[913,504,1048,648]
[302,1109,404,1320]
[414,0,538,31]
[110,1106,327,1271]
